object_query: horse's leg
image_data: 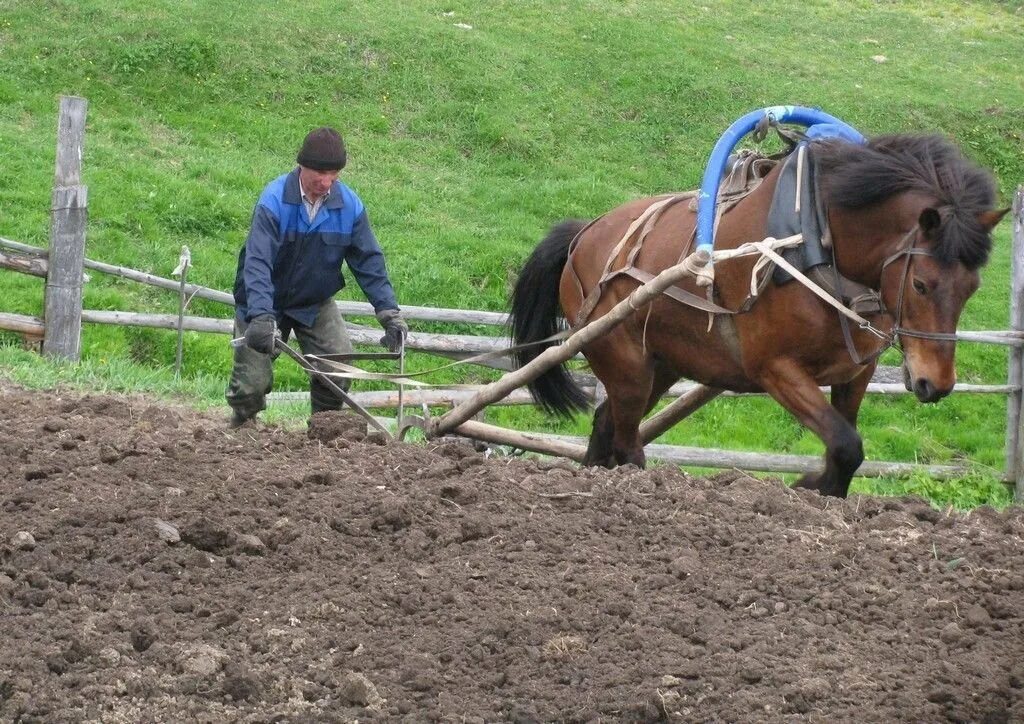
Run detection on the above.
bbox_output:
[584,355,675,467]
[757,359,864,498]
[583,400,615,467]
[582,336,654,468]
[644,362,681,416]
[608,386,653,467]
[825,365,874,497]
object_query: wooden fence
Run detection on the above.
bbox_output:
[2,96,1023,499]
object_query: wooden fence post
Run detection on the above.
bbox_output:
[1008,186,1024,501]
[42,95,88,360]
[173,245,192,380]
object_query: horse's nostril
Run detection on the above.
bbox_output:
[913,378,951,403]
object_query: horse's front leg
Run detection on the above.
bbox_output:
[826,364,876,495]
[757,359,865,498]
[831,372,871,426]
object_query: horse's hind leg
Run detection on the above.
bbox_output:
[757,358,865,498]
[643,361,685,418]
[583,400,615,467]
[582,336,654,468]
[584,363,676,466]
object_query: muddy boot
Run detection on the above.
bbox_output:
[310,389,346,417]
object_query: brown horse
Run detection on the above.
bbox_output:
[510,134,1006,497]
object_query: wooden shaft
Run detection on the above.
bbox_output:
[449,420,587,462]
[444,424,967,479]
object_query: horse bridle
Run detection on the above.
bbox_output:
[836,224,958,365]
[882,225,961,342]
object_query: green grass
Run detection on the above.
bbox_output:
[1,0,1022,508]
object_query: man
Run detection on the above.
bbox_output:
[226,127,408,427]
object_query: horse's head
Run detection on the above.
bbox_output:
[818,134,1006,403]
[891,206,1007,402]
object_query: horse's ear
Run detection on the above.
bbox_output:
[918,207,942,237]
[977,207,1010,232]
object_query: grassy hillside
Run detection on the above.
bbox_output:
[1,0,1022,506]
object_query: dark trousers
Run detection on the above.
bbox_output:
[225,300,353,419]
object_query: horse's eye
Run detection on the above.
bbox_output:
[912,278,928,295]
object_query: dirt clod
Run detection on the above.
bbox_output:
[10,531,35,550]
[340,671,385,709]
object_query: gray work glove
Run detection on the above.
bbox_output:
[244,314,278,355]
[376,309,408,353]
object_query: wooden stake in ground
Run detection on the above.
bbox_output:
[43,95,88,361]
[1007,186,1024,501]
[172,246,192,381]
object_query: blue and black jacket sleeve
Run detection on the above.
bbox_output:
[241,203,283,321]
[346,208,399,313]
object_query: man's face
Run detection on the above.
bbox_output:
[298,166,339,199]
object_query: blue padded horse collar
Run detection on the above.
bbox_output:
[696,106,865,255]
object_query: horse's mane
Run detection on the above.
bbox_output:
[813,134,997,268]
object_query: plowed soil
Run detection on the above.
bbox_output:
[2,383,1023,722]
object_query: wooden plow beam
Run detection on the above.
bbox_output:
[444,420,967,480]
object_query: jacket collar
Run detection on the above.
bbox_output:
[284,168,345,209]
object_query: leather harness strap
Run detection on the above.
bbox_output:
[569,151,777,328]
[570,193,696,326]
[614,266,734,315]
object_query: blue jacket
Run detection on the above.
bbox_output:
[233,169,398,327]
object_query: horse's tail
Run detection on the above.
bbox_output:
[509,219,591,418]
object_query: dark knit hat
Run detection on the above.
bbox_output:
[296,127,347,171]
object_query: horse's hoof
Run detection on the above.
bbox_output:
[794,474,822,490]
